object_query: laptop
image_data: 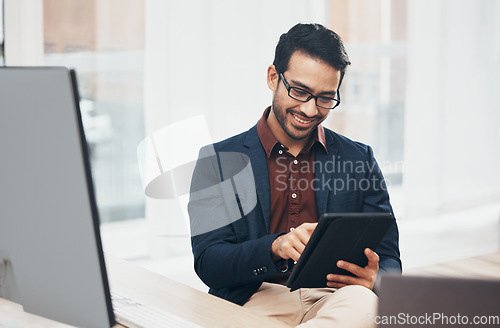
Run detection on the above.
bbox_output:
[376,274,500,328]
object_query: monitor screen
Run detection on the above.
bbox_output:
[0,67,114,327]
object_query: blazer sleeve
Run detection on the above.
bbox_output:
[362,145,402,274]
[188,146,287,290]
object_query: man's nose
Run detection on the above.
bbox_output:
[299,97,319,117]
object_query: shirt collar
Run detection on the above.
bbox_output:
[257,107,328,158]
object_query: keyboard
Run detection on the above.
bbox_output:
[112,292,204,328]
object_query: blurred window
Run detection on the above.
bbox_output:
[328,0,407,186]
[43,0,146,223]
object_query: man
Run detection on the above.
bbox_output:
[189,23,401,327]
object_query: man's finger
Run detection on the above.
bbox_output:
[364,248,379,269]
[294,228,313,246]
[327,273,361,286]
[293,240,306,255]
[296,222,317,234]
[337,260,364,277]
[326,281,348,288]
[289,248,301,262]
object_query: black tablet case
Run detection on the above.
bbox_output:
[286,212,395,291]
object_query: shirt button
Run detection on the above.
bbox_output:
[278,150,283,155]
[290,227,295,232]
[291,193,297,199]
[293,159,298,164]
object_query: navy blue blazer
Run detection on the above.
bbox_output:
[189,124,401,306]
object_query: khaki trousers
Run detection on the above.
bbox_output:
[243,282,377,328]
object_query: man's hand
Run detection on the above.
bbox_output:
[271,222,317,262]
[326,248,379,290]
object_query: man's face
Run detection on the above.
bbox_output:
[268,51,341,142]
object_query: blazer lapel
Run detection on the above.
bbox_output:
[315,130,338,216]
[243,126,271,233]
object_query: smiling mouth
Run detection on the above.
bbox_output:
[293,114,313,125]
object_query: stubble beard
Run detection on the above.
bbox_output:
[271,96,319,141]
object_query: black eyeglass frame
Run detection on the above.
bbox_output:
[279,72,342,110]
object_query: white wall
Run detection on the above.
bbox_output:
[144,0,328,141]
[404,0,500,217]
[3,0,44,66]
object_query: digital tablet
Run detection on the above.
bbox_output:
[286,212,395,291]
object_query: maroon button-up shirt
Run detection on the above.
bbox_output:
[257,107,328,284]
[257,107,328,235]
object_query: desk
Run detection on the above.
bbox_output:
[0,297,74,328]
[0,255,290,328]
[404,251,500,280]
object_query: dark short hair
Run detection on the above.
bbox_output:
[273,23,351,81]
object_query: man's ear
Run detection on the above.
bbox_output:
[267,65,279,92]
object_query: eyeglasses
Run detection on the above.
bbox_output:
[279,73,341,110]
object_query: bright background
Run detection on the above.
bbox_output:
[2,0,499,291]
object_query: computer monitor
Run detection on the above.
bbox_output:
[0,67,115,327]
